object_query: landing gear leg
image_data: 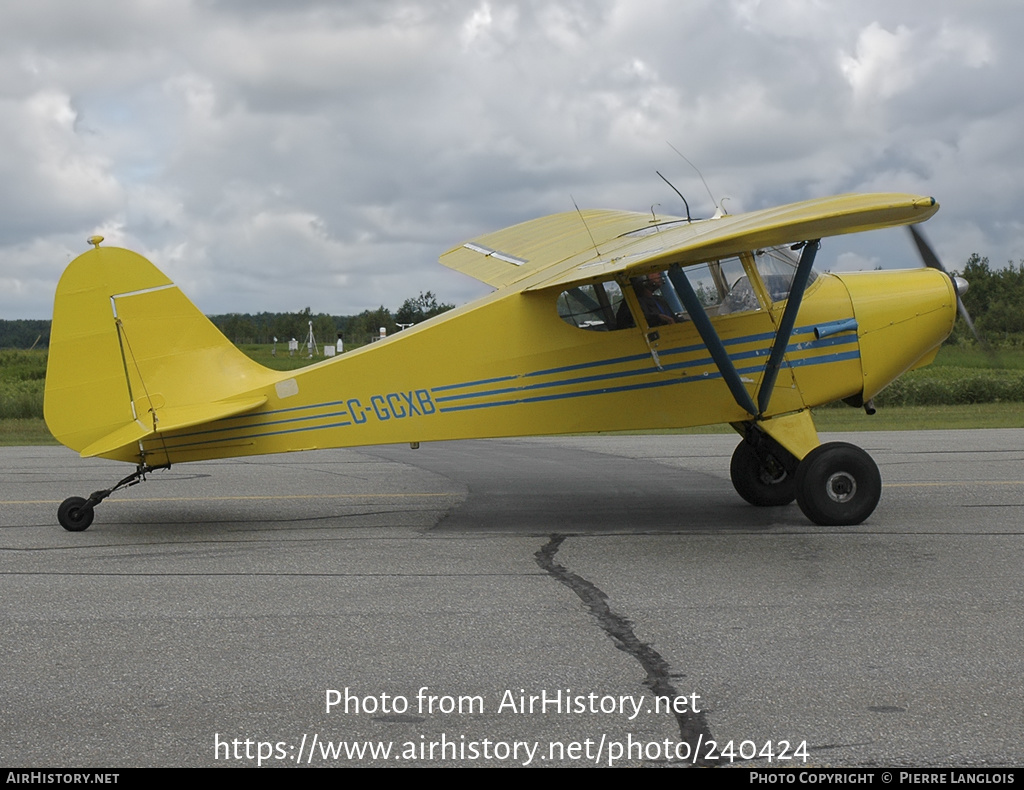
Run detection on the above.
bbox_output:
[795,442,881,526]
[57,463,170,532]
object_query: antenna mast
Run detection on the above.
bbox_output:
[656,171,691,223]
[571,195,601,256]
[667,142,720,214]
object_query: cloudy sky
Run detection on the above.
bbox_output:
[2,0,1022,319]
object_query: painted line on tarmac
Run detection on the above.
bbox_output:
[1,493,458,505]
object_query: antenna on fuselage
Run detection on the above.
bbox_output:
[656,171,692,223]
[571,195,601,257]
[667,142,721,216]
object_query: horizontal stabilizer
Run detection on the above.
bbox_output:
[79,396,268,458]
[79,421,151,461]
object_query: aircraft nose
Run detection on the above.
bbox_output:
[833,267,957,402]
[952,275,969,298]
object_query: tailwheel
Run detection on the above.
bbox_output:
[795,442,881,526]
[58,497,95,532]
[54,462,170,532]
[730,441,796,506]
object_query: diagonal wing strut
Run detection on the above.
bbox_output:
[755,240,819,415]
[667,266,759,417]
[666,239,820,419]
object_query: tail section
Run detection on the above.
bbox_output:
[45,244,277,462]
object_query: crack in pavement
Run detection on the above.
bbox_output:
[535,534,717,766]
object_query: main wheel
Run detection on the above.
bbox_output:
[730,441,797,506]
[58,497,94,532]
[795,442,881,526]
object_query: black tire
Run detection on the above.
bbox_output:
[795,442,881,526]
[58,497,94,532]
[730,441,797,507]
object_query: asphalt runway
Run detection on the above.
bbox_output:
[2,429,1022,768]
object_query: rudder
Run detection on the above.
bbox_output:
[45,245,276,461]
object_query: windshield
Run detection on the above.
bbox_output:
[555,247,818,331]
[753,246,818,302]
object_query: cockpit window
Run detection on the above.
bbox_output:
[754,246,817,302]
[668,257,762,318]
[556,281,627,331]
[557,251,800,331]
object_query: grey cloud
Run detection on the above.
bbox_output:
[2,0,1023,319]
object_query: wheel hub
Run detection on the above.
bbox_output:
[825,471,857,503]
[758,460,787,486]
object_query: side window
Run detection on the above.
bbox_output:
[557,281,628,331]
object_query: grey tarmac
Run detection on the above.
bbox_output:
[1,429,1022,767]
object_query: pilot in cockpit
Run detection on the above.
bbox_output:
[617,272,677,328]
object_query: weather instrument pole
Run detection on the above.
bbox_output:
[304,320,318,358]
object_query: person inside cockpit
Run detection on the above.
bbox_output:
[616,272,677,328]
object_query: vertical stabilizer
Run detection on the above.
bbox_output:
[45,245,277,460]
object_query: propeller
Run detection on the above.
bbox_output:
[907,225,990,352]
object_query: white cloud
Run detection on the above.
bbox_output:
[0,89,122,242]
[2,0,1023,320]
[840,23,918,101]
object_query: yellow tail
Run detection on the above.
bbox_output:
[45,245,277,462]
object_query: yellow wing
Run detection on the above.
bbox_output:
[439,209,653,288]
[441,193,939,292]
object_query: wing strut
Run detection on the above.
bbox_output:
[755,240,820,415]
[667,239,820,420]
[667,266,758,417]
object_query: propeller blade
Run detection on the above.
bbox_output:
[955,295,985,345]
[907,225,992,353]
[908,225,946,273]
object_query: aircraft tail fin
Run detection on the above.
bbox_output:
[45,245,277,461]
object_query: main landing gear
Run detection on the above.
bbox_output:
[730,440,797,507]
[57,463,169,532]
[730,438,881,526]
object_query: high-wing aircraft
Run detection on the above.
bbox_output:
[45,192,963,531]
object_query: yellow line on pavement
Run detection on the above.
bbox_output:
[2,493,458,505]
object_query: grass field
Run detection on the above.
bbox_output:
[4,344,1024,447]
[0,419,59,446]
[236,344,337,371]
[929,345,1024,370]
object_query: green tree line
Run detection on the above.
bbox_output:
[0,320,50,350]
[0,292,454,350]
[951,255,1024,343]
[212,291,454,349]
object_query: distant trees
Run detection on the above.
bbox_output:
[395,291,455,326]
[312,314,337,348]
[0,320,49,349]
[340,306,396,346]
[202,292,455,351]
[952,255,1024,342]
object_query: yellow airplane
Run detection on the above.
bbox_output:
[45,192,963,532]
